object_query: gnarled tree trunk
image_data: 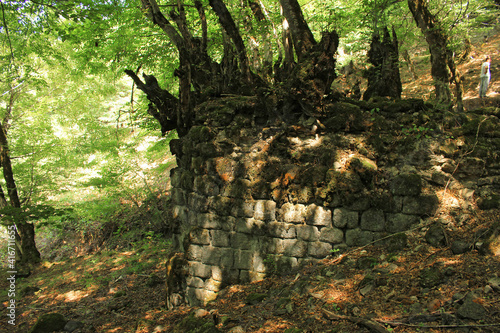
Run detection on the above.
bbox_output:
[0,120,40,264]
[407,0,452,104]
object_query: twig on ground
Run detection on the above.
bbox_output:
[321,308,390,333]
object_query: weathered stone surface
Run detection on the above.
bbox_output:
[202,246,221,265]
[189,228,211,245]
[189,262,212,278]
[197,213,223,230]
[281,203,307,223]
[219,249,235,268]
[458,157,485,177]
[252,252,267,272]
[167,106,500,307]
[210,196,235,216]
[419,265,444,288]
[296,225,320,241]
[282,239,308,257]
[249,271,267,282]
[268,222,297,239]
[346,228,374,246]
[172,205,189,224]
[235,218,267,235]
[371,193,403,213]
[210,230,230,247]
[186,244,205,262]
[333,208,358,228]
[171,188,187,205]
[385,213,419,233]
[254,200,277,221]
[457,295,487,320]
[306,204,332,226]
[425,224,447,247]
[194,175,220,196]
[402,195,439,215]
[231,232,253,250]
[186,276,205,288]
[308,241,332,258]
[234,250,253,270]
[391,173,422,196]
[205,278,222,292]
[360,209,385,232]
[231,201,255,218]
[29,313,67,333]
[319,227,344,244]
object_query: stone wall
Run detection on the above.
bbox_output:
[167,96,500,306]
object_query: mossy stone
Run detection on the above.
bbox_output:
[391,174,422,196]
[324,102,365,132]
[385,233,408,252]
[477,193,500,210]
[173,313,219,333]
[245,293,267,305]
[419,265,444,288]
[189,126,213,143]
[29,313,67,333]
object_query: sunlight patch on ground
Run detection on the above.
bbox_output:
[437,189,464,214]
[56,289,91,302]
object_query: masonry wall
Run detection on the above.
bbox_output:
[167,96,500,306]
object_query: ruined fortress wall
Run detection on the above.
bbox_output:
[167,97,500,306]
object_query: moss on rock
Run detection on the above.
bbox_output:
[173,313,220,333]
[29,313,67,333]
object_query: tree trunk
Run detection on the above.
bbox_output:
[402,49,418,80]
[363,26,402,100]
[124,70,178,136]
[407,0,452,104]
[279,0,316,61]
[209,0,251,83]
[0,121,40,264]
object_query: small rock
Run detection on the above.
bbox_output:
[195,309,210,318]
[410,302,423,314]
[64,320,84,332]
[425,224,447,247]
[452,292,465,302]
[457,296,486,320]
[360,284,374,296]
[227,326,245,333]
[29,313,67,333]
[427,299,441,312]
[419,265,444,288]
[21,286,41,297]
[451,240,471,255]
[484,285,493,294]
[245,293,267,305]
[488,276,500,292]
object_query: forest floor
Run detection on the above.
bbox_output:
[2,31,500,333]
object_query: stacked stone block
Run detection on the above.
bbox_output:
[170,146,439,305]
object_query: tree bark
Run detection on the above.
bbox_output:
[402,49,418,80]
[0,121,40,264]
[209,0,251,82]
[279,0,316,61]
[407,0,452,104]
[124,70,178,136]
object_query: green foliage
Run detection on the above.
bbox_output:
[400,124,434,139]
[0,205,73,225]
